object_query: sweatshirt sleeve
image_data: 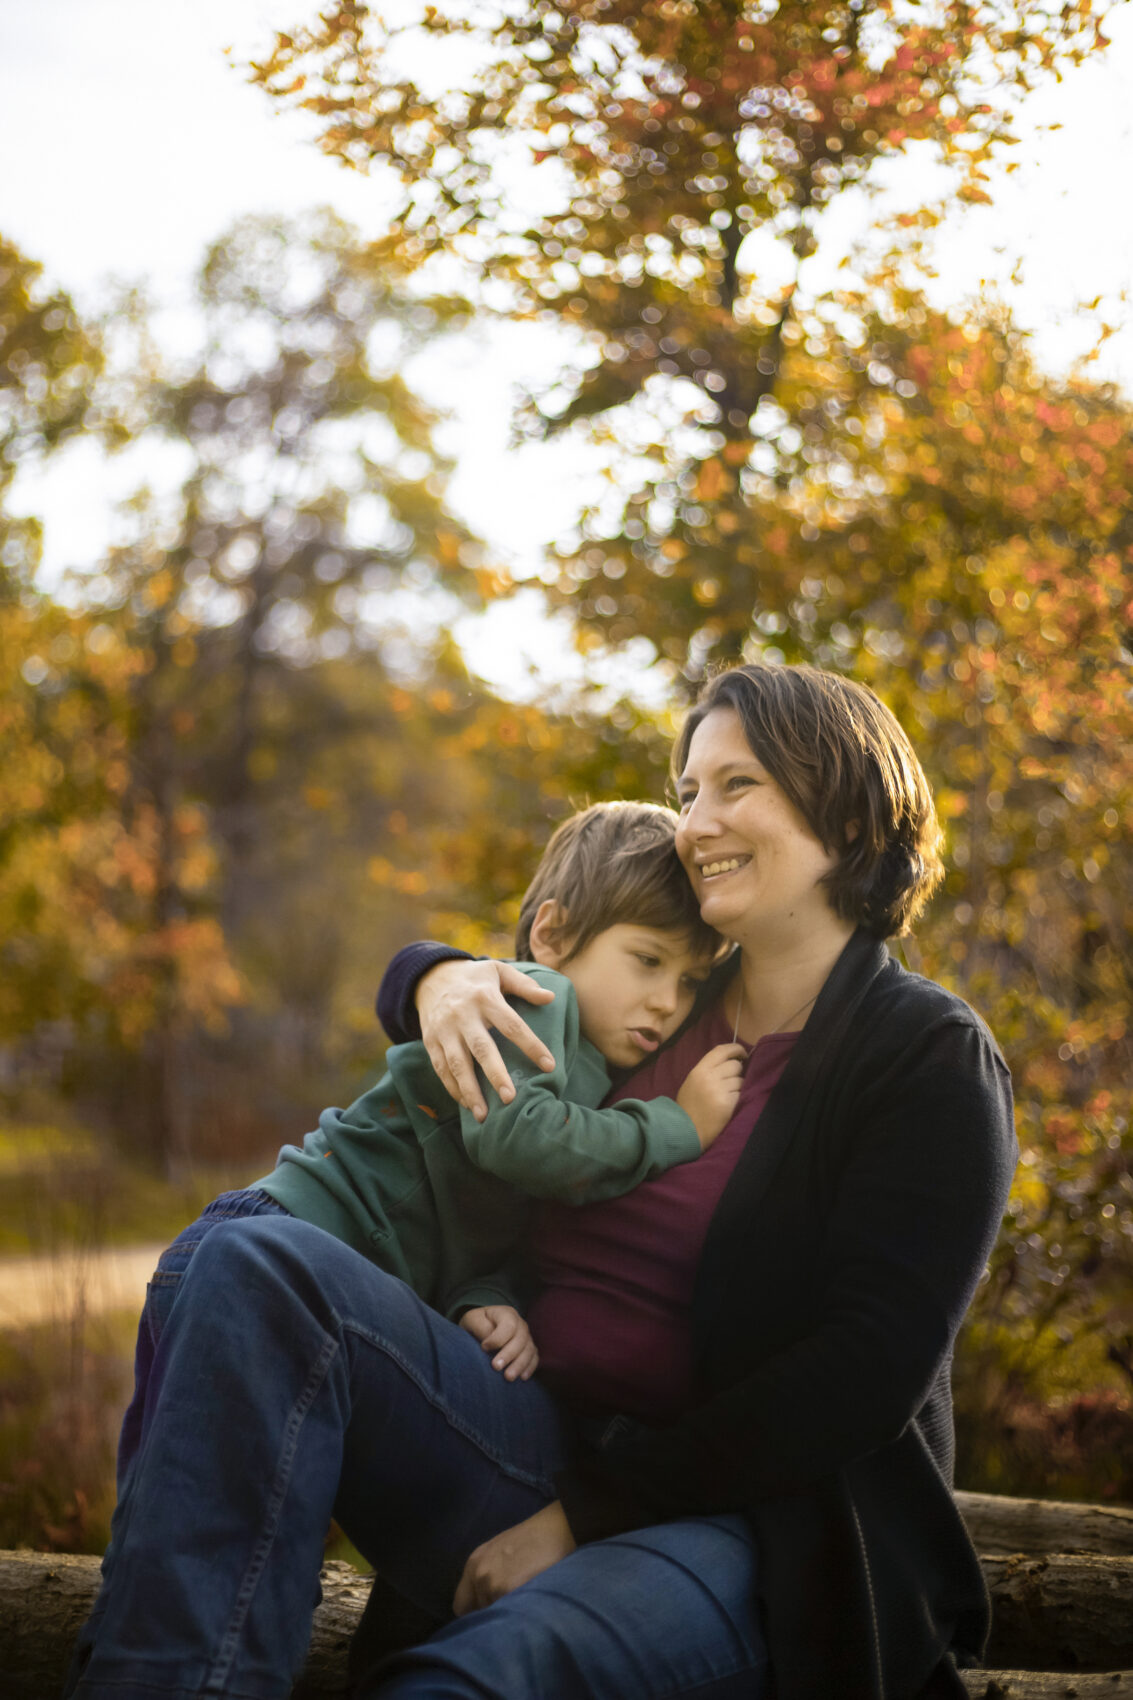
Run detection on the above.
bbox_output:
[555,1015,1017,1541]
[441,1267,528,1323]
[375,942,474,1042]
[460,973,702,1201]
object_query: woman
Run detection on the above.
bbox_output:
[377,664,1016,1699]
[69,665,1015,1700]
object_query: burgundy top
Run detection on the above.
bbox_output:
[529,1000,798,1420]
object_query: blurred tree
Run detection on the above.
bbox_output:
[253,4,1131,1444]
[0,243,239,1115]
[60,210,498,1163]
[0,236,102,592]
[251,0,1110,660]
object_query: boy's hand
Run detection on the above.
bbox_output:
[677,1043,747,1149]
[459,1305,539,1381]
[418,960,555,1123]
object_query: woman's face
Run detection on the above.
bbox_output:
[674,706,839,944]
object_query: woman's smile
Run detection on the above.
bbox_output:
[695,854,752,881]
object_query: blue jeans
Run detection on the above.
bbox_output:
[70,1210,767,1700]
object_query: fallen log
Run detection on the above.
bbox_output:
[961,1676,1133,1699]
[957,1493,1133,1558]
[982,1553,1133,1671]
[0,1553,374,1700]
[2,1542,1131,1700]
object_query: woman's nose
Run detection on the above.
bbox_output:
[676,792,719,845]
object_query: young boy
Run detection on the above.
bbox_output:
[250,801,744,1379]
[117,802,742,1494]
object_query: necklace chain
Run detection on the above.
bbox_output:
[731,981,819,1046]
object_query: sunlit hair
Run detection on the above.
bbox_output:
[515,801,721,964]
[672,665,944,938]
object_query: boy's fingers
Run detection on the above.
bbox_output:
[508,1341,539,1381]
[493,1332,536,1378]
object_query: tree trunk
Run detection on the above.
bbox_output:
[3,1501,1132,1700]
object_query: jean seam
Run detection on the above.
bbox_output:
[341,1319,557,1494]
[204,1332,340,1694]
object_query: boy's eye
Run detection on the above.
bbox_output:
[635,953,660,968]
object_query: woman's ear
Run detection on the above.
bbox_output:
[528,900,571,968]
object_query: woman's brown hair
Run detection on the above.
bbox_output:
[672,665,944,938]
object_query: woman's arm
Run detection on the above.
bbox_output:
[377,944,556,1120]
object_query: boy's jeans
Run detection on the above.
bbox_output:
[69,1211,767,1700]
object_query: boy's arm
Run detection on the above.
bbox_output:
[460,973,701,1202]
[442,1269,527,1323]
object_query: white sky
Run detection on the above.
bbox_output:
[1,0,1131,698]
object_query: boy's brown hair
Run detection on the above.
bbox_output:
[673,665,944,938]
[514,801,720,964]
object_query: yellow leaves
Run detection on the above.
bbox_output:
[367,855,429,896]
[693,456,731,501]
[141,569,175,609]
[474,565,512,600]
[434,530,463,567]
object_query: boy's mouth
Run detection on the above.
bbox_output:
[627,1027,661,1053]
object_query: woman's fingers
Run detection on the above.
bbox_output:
[416,959,555,1120]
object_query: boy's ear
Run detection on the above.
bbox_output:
[528,900,571,968]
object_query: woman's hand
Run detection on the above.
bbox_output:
[452,1502,576,1616]
[459,1305,540,1381]
[418,959,555,1122]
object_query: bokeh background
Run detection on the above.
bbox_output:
[1,0,1131,1558]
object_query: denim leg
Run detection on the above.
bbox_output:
[369,1515,767,1700]
[70,1214,569,1700]
[116,1190,291,1495]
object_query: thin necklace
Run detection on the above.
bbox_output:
[731,980,819,1045]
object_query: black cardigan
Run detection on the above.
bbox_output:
[377,930,1018,1700]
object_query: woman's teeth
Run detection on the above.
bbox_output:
[701,857,747,878]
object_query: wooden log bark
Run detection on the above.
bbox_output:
[2,1542,1131,1700]
[961,1675,1133,1699]
[0,1553,373,1700]
[956,1493,1133,1558]
[982,1554,1133,1672]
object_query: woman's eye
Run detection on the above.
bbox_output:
[727,775,756,791]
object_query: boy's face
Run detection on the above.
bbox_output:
[549,924,714,1070]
